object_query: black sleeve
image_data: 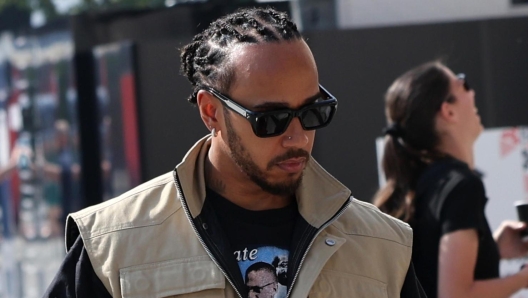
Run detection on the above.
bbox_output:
[400,261,428,298]
[440,176,486,236]
[43,236,112,298]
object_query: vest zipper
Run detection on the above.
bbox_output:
[172,170,244,298]
[286,198,352,298]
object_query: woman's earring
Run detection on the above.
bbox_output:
[211,128,217,137]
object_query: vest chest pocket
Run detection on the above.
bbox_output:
[308,270,388,298]
[120,255,226,298]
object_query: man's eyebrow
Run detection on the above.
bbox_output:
[252,91,321,110]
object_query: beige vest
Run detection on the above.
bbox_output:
[67,136,413,298]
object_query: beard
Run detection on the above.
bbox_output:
[224,112,308,196]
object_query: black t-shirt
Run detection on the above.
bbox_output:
[411,157,500,298]
[207,189,297,298]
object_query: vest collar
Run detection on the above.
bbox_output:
[174,135,351,228]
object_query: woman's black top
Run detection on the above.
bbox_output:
[411,157,500,298]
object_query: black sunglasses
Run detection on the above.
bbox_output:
[201,84,338,138]
[457,73,471,91]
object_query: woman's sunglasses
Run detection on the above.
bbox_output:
[201,84,338,138]
[457,73,471,91]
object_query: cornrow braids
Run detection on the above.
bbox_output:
[180,7,302,104]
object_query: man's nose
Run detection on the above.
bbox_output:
[282,117,309,147]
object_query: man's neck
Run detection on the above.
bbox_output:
[205,153,294,211]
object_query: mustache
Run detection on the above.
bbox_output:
[267,149,310,169]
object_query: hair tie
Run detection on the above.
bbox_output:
[382,123,405,138]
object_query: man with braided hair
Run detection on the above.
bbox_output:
[45,7,426,298]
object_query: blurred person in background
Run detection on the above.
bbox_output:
[0,143,28,238]
[0,129,34,222]
[39,119,81,237]
[0,143,26,182]
[45,7,426,298]
[375,61,528,298]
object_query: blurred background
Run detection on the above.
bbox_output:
[0,0,526,297]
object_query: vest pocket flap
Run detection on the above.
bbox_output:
[120,255,225,298]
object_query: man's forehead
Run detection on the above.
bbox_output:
[227,40,319,107]
[229,40,314,73]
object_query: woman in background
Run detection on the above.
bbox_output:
[375,61,528,298]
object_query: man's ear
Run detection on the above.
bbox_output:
[197,90,220,131]
[438,101,457,123]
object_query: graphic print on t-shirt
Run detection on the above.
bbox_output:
[205,188,297,298]
[236,246,288,298]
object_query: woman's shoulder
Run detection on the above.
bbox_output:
[420,157,483,190]
[415,157,486,216]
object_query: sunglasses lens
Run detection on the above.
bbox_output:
[254,112,291,137]
[300,104,335,129]
[457,73,471,91]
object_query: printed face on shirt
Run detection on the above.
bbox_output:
[272,255,288,285]
[237,247,289,298]
[219,40,318,196]
[246,267,279,298]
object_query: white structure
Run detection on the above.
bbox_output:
[336,0,528,29]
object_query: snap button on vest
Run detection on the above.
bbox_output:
[202,222,208,230]
[325,238,336,246]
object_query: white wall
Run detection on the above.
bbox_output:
[337,0,528,29]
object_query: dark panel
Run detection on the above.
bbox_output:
[74,51,102,207]
[486,17,528,127]
[104,7,195,43]
[135,39,206,180]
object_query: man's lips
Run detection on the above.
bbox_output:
[276,157,307,173]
